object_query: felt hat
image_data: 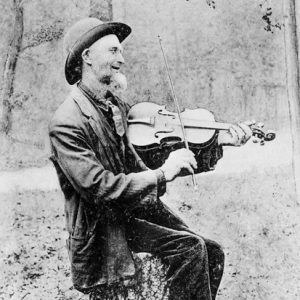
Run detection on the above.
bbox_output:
[63,18,131,85]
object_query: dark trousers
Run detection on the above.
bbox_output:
[125,218,224,300]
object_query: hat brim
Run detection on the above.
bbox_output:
[65,22,131,85]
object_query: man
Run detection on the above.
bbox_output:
[49,18,252,300]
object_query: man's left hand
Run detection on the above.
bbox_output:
[218,122,252,146]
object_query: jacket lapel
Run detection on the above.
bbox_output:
[71,87,124,173]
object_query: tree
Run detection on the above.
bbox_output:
[283,0,300,198]
[90,0,113,21]
[0,0,64,135]
[1,0,24,134]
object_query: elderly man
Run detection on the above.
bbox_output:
[49,18,251,300]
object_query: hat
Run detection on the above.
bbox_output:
[63,18,131,85]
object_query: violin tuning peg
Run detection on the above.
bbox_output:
[245,120,256,126]
[257,122,264,128]
[243,120,255,126]
[265,130,276,141]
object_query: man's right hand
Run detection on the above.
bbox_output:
[159,148,197,182]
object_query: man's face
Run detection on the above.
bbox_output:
[85,34,127,89]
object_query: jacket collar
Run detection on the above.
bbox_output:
[70,86,99,119]
[71,85,121,147]
[78,82,116,112]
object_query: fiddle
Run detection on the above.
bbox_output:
[127,36,275,186]
[127,101,276,150]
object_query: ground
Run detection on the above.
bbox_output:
[1,132,299,300]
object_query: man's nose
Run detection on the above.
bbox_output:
[117,52,125,65]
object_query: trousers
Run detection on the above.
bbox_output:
[90,217,224,300]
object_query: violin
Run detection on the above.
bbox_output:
[127,101,276,149]
[127,101,276,175]
[126,36,276,187]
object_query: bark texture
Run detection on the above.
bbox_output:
[283,0,300,198]
[1,0,24,134]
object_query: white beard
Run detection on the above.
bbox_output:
[109,72,127,94]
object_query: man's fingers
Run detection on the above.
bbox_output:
[163,149,197,181]
[244,120,256,127]
[229,123,252,145]
[181,154,197,168]
[228,126,240,145]
[231,124,245,138]
[190,157,198,169]
[171,149,196,164]
[180,148,195,158]
[238,123,252,140]
[170,148,195,159]
[182,162,195,174]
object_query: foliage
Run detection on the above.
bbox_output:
[0,0,289,170]
[204,0,283,33]
[259,1,284,33]
[22,21,64,51]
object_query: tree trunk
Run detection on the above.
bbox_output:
[90,0,113,22]
[1,0,24,134]
[283,0,300,198]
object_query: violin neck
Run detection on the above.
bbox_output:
[128,117,231,131]
[183,120,231,131]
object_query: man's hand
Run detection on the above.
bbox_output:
[218,122,252,146]
[159,149,197,182]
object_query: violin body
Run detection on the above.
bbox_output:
[127,102,218,149]
[127,102,221,171]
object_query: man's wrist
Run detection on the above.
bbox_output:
[155,168,167,183]
[217,134,223,146]
[154,168,167,196]
[158,166,173,182]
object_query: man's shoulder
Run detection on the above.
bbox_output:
[49,90,85,132]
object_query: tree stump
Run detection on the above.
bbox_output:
[90,253,168,300]
[132,253,168,299]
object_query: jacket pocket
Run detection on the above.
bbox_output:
[72,202,99,239]
[68,233,101,269]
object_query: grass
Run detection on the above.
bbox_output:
[0,161,299,299]
[0,134,50,171]
[0,189,87,300]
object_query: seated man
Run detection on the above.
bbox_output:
[49,18,251,300]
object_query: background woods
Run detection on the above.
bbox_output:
[1,0,23,135]
[0,0,294,170]
[1,0,300,299]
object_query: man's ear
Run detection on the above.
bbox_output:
[82,48,92,65]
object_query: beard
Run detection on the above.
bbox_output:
[109,72,128,92]
[96,69,127,95]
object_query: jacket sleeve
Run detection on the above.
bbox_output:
[49,121,165,208]
[194,133,223,173]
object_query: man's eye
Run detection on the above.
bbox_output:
[110,49,117,54]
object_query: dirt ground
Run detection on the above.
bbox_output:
[1,132,299,300]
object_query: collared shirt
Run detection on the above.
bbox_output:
[78,82,126,137]
[78,81,112,111]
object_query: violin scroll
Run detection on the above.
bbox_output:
[250,122,276,145]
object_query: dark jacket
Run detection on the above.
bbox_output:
[48,86,222,293]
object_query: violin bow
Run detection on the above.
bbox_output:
[158,36,198,189]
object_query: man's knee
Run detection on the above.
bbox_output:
[205,238,225,263]
[179,232,208,256]
[183,234,225,268]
